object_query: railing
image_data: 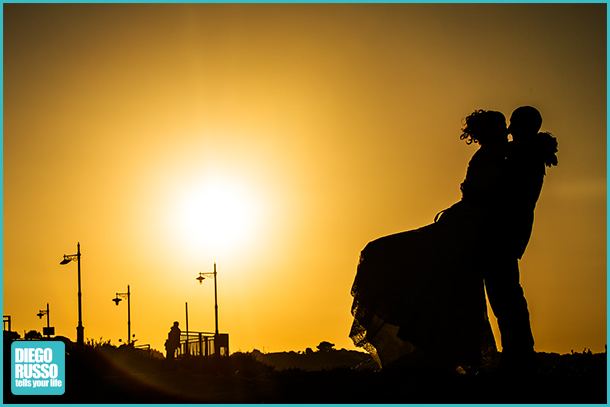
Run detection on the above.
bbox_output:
[134,344,151,355]
[177,331,229,357]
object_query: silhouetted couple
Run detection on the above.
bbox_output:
[349,106,558,374]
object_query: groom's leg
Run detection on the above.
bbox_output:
[483,257,535,356]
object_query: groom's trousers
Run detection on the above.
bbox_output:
[480,256,536,355]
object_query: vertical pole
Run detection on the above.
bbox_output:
[46,303,50,338]
[76,242,84,346]
[213,263,218,335]
[127,285,131,345]
[185,302,189,355]
[213,263,220,356]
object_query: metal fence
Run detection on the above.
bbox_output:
[177,331,229,357]
[134,343,151,355]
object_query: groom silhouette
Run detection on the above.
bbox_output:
[483,106,551,374]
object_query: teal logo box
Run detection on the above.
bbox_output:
[11,341,65,395]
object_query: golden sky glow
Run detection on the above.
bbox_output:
[4,3,606,355]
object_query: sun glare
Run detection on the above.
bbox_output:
[171,178,260,254]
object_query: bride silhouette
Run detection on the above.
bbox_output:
[349,108,558,372]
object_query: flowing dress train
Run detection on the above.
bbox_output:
[349,143,510,370]
[349,209,497,370]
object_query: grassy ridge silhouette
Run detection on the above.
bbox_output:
[3,339,606,404]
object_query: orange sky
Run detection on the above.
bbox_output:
[4,4,606,355]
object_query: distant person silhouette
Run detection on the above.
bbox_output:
[165,321,181,360]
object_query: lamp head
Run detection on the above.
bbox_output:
[112,297,122,305]
[196,274,205,284]
[60,257,72,265]
[37,312,44,319]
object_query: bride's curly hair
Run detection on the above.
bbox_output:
[460,109,505,145]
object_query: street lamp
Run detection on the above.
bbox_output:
[37,303,51,338]
[112,285,131,345]
[60,242,84,346]
[196,263,219,354]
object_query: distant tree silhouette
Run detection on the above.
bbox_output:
[305,347,314,355]
[24,330,42,340]
[316,341,335,352]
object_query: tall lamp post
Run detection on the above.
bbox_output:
[37,303,51,338]
[112,285,131,345]
[196,263,219,354]
[60,242,84,346]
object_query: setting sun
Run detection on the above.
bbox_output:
[169,177,261,255]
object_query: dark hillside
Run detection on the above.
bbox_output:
[250,348,373,371]
[3,339,606,404]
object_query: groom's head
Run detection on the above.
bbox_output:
[508,106,542,141]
